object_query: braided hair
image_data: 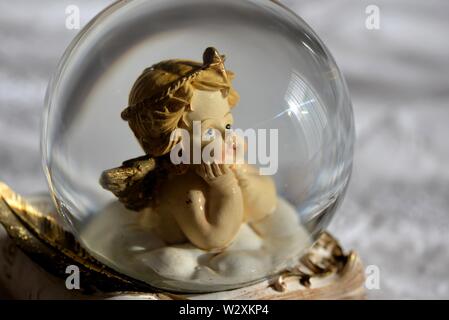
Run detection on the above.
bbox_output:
[121,47,239,157]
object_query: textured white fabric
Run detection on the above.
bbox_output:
[0,0,448,299]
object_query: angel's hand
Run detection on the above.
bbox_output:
[195,162,237,187]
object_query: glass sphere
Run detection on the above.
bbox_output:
[42,0,354,292]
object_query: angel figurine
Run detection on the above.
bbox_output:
[100,47,277,251]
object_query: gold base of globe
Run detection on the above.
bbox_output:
[0,182,365,299]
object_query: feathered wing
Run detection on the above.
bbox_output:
[99,155,158,211]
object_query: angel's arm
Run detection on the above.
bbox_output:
[232,164,277,222]
[171,163,244,250]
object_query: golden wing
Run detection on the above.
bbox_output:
[100,155,158,211]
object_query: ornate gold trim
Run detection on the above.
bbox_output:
[269,232,354,292]
[0,182,161,294]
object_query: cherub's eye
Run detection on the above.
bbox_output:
[225,124,232,130]
[204,128,215,139]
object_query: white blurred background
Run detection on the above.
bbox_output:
[1,0,448,299]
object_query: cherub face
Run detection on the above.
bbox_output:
[186,90,235,162]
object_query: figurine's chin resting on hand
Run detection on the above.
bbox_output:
[147,163,277,251]
[150,165,245,251]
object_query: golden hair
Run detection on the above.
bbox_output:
[121,47,239,157]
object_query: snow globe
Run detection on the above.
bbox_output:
[37,0,355,294]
